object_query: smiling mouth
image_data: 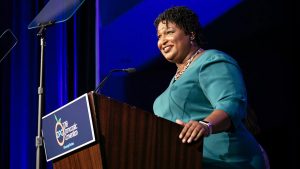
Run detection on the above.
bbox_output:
[163,46,172,53]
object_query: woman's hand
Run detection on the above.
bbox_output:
[176,119,207,143]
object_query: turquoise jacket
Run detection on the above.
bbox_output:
[153,49,265,169]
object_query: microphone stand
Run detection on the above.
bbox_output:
[94,68,136,94]
[94,69,116,93]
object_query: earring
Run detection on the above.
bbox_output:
[190,36,195,45]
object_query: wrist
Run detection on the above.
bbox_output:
[199,120,213,136]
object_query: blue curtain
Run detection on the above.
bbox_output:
[0,0,95,168]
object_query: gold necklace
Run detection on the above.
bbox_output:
[174,48,203,80]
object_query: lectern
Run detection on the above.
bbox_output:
[51,92,203,169]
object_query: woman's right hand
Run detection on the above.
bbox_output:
[176,119,207,143]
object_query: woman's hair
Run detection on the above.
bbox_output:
[154,6,206,47]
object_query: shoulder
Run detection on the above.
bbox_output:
[201,49,237,64]
[197,49,239,69]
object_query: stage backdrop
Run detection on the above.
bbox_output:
[0,0,95,168]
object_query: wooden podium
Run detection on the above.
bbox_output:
[52,92,202,169]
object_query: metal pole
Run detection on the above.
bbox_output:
[36,26,46,169]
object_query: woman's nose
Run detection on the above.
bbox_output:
[159,36,167,45]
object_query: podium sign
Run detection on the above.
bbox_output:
[42,93,95,161]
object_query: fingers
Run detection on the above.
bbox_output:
[179,120,204,143]
[179,121,192,140]
[194,128,205,141]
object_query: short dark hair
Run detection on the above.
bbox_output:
[154,6,206,47]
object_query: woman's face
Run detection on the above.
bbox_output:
[157,21,191,63]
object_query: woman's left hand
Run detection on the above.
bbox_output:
[176,119,206,143]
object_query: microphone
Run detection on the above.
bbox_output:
[122,68,136,73]
[94,68,136,93]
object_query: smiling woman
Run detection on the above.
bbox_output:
[153,6,268,169]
